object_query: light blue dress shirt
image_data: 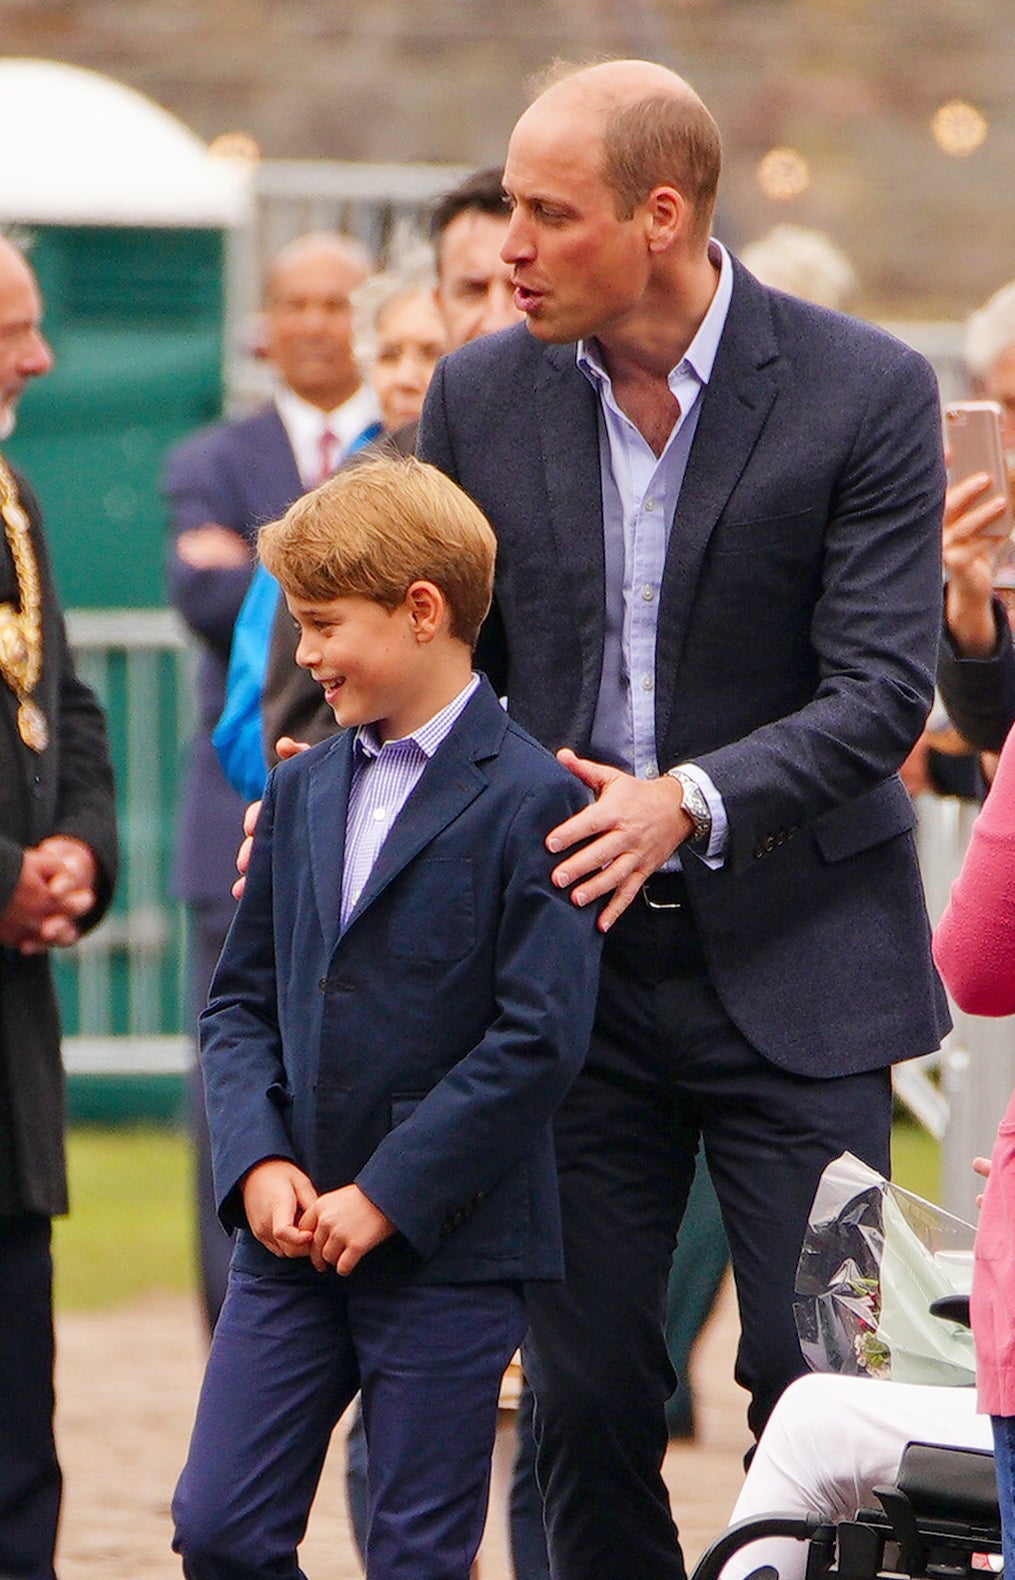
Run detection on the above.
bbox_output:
[340,675,480,927]
[576,239,733,866]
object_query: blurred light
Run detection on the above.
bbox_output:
[931,100,988,157]
[208,131,261,164]
[756,147,811,202]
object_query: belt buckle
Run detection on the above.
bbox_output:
[641,878,682,911]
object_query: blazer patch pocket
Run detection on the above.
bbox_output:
[387,857,476,961]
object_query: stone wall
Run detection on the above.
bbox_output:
[2,0,1014,314]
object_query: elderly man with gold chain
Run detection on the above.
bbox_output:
[0,235,117,1580]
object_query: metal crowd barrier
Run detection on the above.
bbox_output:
[59,608,192,1087]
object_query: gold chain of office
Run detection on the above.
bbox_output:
[0,454,47,751]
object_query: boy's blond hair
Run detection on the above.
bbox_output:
[258,457,496,650]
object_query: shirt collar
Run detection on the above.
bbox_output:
[576,238,732,396]
[274,380,381,454]
[353,674,481,763]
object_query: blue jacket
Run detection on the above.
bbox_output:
[200,679,603,1283]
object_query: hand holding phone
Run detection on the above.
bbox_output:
[944,400,1013,541]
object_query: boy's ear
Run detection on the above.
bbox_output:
[405,580,446,641]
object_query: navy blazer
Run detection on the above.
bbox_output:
[418,260,952,1078]
[200,680,602,1284]
[163,403,302,910]
[0,470,118,1216]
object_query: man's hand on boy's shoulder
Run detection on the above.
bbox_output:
[301,1184,396,1276]
[232,736,310,901]
[241,1157,318,1258]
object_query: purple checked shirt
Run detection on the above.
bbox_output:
[340,675,481,929]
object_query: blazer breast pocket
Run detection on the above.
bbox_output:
[387,857,477,962]
[709,507,818,558]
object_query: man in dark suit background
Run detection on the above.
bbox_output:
[418,59,950,1580]
[0,235,118,1580]
[163,231,376,1331]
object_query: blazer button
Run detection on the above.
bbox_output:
[318,977,328,992]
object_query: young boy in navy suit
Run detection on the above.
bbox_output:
[172,457,602,1580]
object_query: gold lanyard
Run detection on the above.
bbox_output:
[0,454,47,751]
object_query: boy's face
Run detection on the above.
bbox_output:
[287,590,434,742]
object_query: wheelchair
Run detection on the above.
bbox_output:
[689,1300,1003,1580]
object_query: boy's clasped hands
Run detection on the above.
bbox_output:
[241,1159,396,1275]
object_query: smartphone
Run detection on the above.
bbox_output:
[945,400,1014,540]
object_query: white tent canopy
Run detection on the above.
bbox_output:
[0,57,251,227]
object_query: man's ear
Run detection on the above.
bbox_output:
[405,580,446,641]
[643,184,687,253]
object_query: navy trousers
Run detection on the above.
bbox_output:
[524,893,892,1580]
[0,1214,61,1580]
[173,1258,525,1579]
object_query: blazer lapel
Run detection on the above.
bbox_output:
[307,732,354,957]
[655,264,782,744]
[534,346,607,729]
[340,683,508,936]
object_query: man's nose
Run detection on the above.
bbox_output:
[24,329,53,377]
[500,207,533,266]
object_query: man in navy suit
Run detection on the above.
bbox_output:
[163,232,377,1329]
[171,457,600,1580]
[418,59,951,1580]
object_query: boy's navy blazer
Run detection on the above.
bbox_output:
[200,678,602,1284]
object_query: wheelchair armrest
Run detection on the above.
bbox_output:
[688,1512,829,1580]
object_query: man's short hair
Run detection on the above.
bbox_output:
[429,168,508,246]
[600,94,721,235]
[258,457,496,650]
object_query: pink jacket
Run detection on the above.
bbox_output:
[934,730,1015,1415]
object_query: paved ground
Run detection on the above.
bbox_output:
[54,1273,751,1578]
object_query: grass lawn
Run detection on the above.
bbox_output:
[53,1126,195,1311]
[52,1118,943,1313]
[891,1115,941,1204]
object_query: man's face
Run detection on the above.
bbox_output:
[0,246,53,439]
[500,98,652,346]
[435,211,521,348]
[265,245,367,412]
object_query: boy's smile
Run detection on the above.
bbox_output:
[286,587,471,743]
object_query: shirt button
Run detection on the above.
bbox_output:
[372,806,387,821]
[644,498,656,513]
[644,767,658,780]
[641,675,653,692]
[641,584,655,601]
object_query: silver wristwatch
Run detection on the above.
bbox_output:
[667,768,712,849]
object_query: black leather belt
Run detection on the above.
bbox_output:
[640,871,688,911]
